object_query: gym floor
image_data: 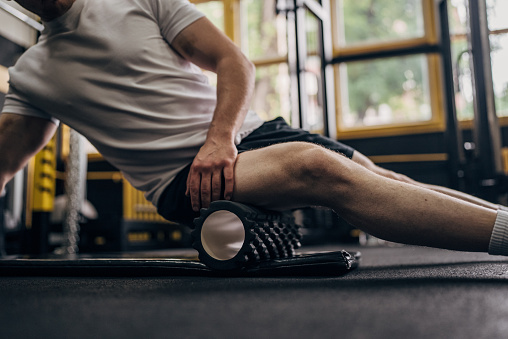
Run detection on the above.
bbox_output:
[1,245,508,339]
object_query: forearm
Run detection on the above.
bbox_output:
[207,53,255,144]
[171,16,255,145]
[186,54,254,207]
[0,113,57,190]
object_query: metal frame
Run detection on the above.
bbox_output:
[437,0,465,191]
[277,0,336,138]
[467,0,503,200]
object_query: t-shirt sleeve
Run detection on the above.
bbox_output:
[2,83,60,126]
[152,0,205,43]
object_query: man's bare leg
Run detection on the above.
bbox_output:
[351,151,500,210]
[232,142,497,253]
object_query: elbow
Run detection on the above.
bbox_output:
[247,59,255,80]
[245,57,255,75]
[217,51,255,85]
[239,54,255,88]
[230,50,255,77]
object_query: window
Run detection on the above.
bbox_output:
[195,0,225,30]
[449,0,508,121]
[336,0,425,46]
[338,54,432,128]
[193,0,450,138]
[240,0,286,60]
[448,0,474,121]
[488,0,508,118]
[486,0,508,32]
[193,0,291,123]
[240,0,290,122]
[491,33,508,117]
[297,9,326,133]
[331,0,444,138]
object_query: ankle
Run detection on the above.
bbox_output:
[489,209,508,256]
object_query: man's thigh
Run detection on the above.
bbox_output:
[232,142,311,210]
[232,141,358,212]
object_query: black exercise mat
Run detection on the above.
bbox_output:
[0,250,360,277]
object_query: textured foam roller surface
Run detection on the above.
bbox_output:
[192,201,303,271]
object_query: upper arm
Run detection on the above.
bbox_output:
[0,113,57,187]
[0,113,58,151]
[171,17,248,73]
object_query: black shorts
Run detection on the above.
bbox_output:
[157,117,355,226]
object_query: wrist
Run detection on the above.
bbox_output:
[206,128,237,145]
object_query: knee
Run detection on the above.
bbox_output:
[287,143,355,187]
[374,165,417,185]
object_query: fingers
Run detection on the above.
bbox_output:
[185,168,227,212]
[199,169,214,209]
[198,169,223,209]
[186,166,202,212]
[186,165,231,212]
[223,164,234,201]
[185,144,238,211]
[211,169,222,202]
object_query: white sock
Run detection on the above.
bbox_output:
[489,209,508,256]
[498,205,508,213]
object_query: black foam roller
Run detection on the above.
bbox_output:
[192,201,302,271]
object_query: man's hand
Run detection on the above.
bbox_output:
[186,139,238,211]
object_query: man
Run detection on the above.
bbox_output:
[0,0,507,256]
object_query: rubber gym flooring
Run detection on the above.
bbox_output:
[1,245,508,339]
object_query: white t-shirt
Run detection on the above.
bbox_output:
[3,0,264,205]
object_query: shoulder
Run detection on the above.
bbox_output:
[149,0,205,43]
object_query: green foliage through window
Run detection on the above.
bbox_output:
[340,55,431,127]
[336,0,425,46]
